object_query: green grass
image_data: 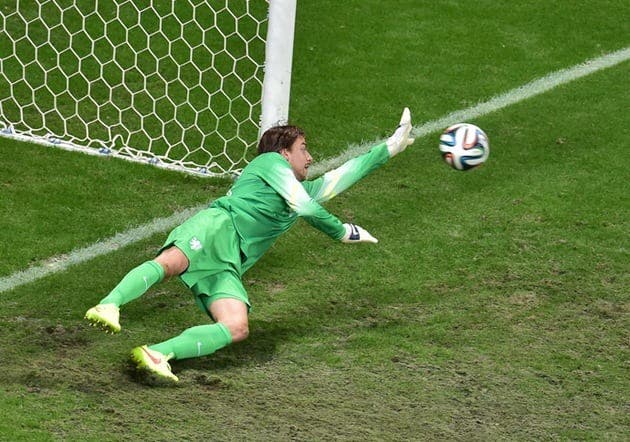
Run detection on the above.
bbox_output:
[1,0,629,440]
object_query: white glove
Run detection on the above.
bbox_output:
[386,107,415,157]
[341,223,378,244]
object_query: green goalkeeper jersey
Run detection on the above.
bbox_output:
[212,142,390,273]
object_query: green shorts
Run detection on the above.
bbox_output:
[160,207,250,316]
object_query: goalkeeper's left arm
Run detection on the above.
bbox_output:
[302,107,414,203]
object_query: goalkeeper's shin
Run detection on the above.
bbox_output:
[99,260,165,307]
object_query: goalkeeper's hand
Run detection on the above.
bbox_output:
[341,223,378,244]
[386,107,415,157]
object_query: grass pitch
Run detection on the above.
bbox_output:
[0,0,629,440]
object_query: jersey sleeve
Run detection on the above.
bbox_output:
[258,155,346,240]
[303,142,390,203]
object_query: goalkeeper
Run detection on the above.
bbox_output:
[85,108,414,383]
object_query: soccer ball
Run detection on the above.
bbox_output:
[439,123,489,171]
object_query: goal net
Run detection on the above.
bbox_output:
[0,0,295,176]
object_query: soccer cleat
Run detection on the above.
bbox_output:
[131,345,179,383]
[84,303,121,333]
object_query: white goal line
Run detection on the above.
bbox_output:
[309,46,630,176]
[1,47,629,294]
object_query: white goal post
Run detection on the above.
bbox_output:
[0,0,296,176]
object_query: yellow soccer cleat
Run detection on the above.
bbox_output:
[85,303,121,334]
[131,345,179,383]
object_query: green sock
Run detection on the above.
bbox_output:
[99,260,165,307]
[149,323,233,360]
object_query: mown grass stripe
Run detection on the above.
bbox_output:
[0,206,203,293]
[1,47,628,294]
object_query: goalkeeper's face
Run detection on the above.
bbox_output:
[282,136,312,181]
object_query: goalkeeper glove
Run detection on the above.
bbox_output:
[341,223,378,244]
[386,107,415,157]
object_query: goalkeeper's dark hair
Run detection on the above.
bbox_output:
[257,125,305,155]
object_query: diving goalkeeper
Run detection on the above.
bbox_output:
[85,108,415,383]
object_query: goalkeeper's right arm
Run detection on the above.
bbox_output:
[386,107,414,157]
[304,107,414,203]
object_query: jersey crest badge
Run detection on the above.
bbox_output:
[189,237,203,251]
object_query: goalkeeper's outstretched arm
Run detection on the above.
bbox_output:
[257,154,379,243]
[304,107,414,203]
[253,112,412,245]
